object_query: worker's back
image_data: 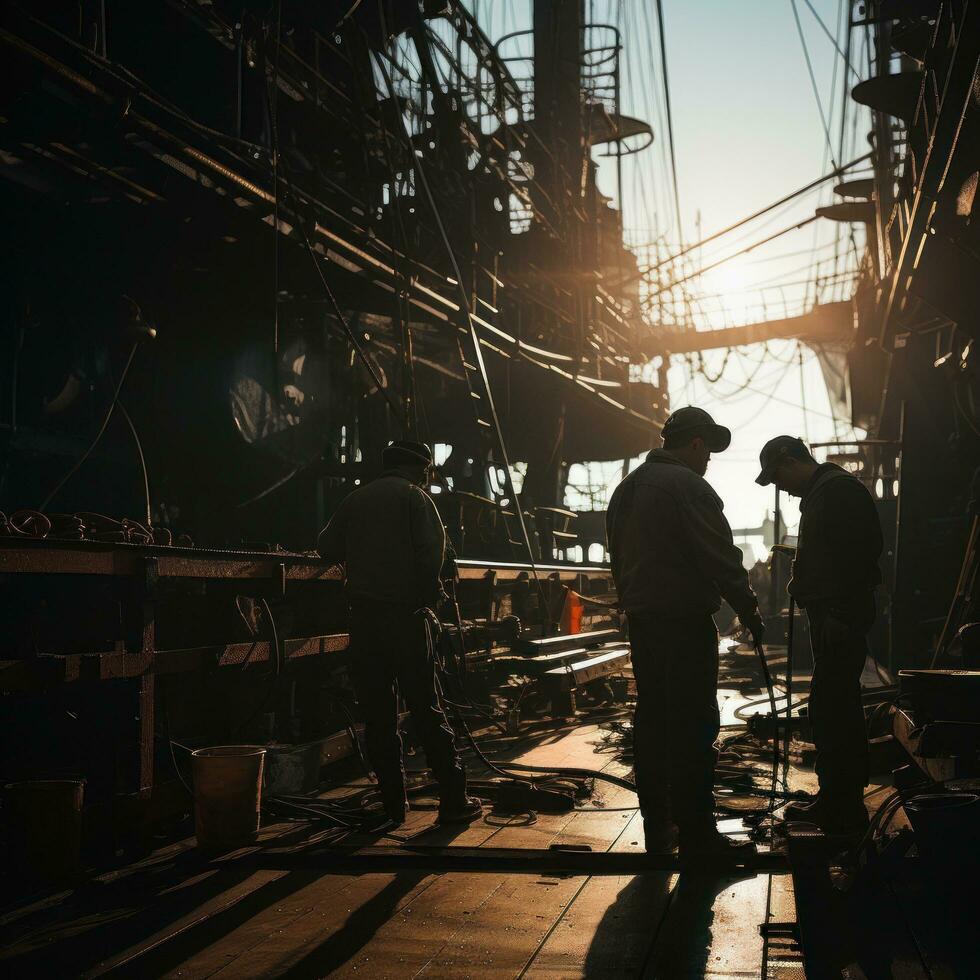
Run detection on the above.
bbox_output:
[318,472,446,607]
[607,449,753,618]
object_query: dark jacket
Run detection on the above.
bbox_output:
[788,463,883,623]
[317,471,446,607]
[606,449,758,618]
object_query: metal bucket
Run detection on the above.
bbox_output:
[265,740,326,796]
[905,792,980,864]
[191,745,266,853]
[4,779,85,883]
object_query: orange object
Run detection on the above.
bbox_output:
[560,589,584,634]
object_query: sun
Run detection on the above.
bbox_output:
[699,257,754,328]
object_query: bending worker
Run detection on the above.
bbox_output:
[318,440,481,827]
[755,436,883,835]
[607,407,764,857]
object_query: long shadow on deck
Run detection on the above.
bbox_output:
[281,872,426,979]
[585,871,756,978]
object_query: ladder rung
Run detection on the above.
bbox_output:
[463,361,477,370]
[470,391,482,400]
[477,418,492,428]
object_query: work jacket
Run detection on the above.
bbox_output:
[317,471,446,607]
[788,463,883,626]
[606,449,758,619]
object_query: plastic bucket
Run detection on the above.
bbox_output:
[191,746,266,853]
[905,792,980,864]
[4,779,85,883]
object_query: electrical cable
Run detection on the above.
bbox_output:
[231,598,283,737]
[753,640,782,814]
[116,401,152,527]
[423,603,638,796]
[39,341,140,511]
[321,689,374,779]
[235,466,301,509]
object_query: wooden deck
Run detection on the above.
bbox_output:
[0,706,809,979]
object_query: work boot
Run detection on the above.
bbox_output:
[381,785,409,826]
[678,828,757,862]
[384,800,409,826]
[782,794,869,836]
[643,818,678,854]
[437,795,483,825]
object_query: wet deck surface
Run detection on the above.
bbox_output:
[1,646,830,978]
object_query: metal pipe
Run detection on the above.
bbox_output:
[785,595,796,785]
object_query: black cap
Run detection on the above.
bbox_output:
[661,406,732,452]
[383,440,433,469]
[755,435,811,486]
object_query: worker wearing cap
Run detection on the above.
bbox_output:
[318,440,481,827]
[607,407,763,858]
[755,435,883,834]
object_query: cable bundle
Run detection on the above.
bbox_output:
[0,508,175,545]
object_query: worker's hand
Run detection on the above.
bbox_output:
[741,610,766,647]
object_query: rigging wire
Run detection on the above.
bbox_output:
[648,215,821,298]
[370,39,548,617]
[624,153,870,285]
[801,0,860,80]
[654,0,684,240]
[790,0,839,171]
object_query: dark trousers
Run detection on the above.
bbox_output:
[806,608,870,800]
[627,612,720,835]
[348,600,465,809]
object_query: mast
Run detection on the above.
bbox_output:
[522,0,586,510]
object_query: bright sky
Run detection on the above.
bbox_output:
[469,1,872,554]
[611,0,870,544]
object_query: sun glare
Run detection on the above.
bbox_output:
[699,257,755,328]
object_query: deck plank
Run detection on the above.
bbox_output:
[326,728,639,979]
[520,810,673,978]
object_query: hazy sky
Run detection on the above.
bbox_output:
[614,0,870,541]
[469,1,871,549]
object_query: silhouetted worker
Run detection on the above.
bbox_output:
[607,407,763,858]
[318,440,481,826]
[755,435,883,834]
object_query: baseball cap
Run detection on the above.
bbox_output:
[755,435,811,486]
[661,406,732,452]
[382,440,433,468]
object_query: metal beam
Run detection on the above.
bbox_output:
[642,301,853,355]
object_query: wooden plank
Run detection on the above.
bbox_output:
[0,635,351,691]
[155,752,578,977]
[381,733,641,979]
[455,560,610,583]
[409,785,640,977]
[521,810,673,978]
[184,818,512,978]
[191,726,636,978]
[83,871,288,977]
[0,542,341,581]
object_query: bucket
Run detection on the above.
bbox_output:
[905,792,980,864]
[4,779,85,883]
[265,740,325,796]
[191,745,266,853]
